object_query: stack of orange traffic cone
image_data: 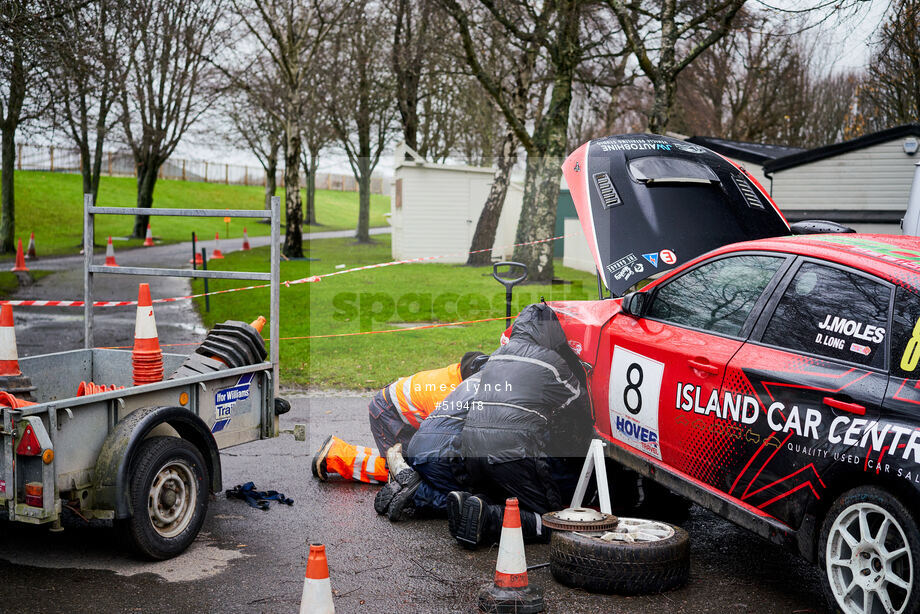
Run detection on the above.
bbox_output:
[104,236,118,267]
[0,304,21,377]
[143,224,154,247]
[76,381,126,396]
[11,239,28,272]
[25,232,37,260]
[300,544,335,614]
[211,232,224,259]
[241,227,251,251]
[132,283,163,386]
[478,498,544,613]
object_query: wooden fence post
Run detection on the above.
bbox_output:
[182,159,187,181]
[108,151,113,176]
[16,144,21,170]
[244,166,248,186]
[204,161,208,182]
[49,146,54,172]
[225,163,229,184]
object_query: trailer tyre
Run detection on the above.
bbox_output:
[124,436,209,560]
[549,518,690,595]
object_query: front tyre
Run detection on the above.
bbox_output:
[819,487,919,614]
[124,436,209,560]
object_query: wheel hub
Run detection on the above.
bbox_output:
[542,507,619,532]
[852,547,885,591]
[147,460,197,538]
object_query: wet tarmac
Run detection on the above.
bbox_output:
[0,394,830,614]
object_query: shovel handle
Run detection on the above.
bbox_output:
[492,261,528,290]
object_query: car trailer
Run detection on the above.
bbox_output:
[0,196,285,559]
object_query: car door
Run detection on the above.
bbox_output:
[595,252,789,488]
[725,259,892,529]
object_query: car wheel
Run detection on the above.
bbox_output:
[123,436,209,560]
[819,487,920,614]
[549,517,690,594]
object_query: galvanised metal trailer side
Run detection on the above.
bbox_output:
[0,196,286,560]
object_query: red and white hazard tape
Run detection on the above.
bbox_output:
[2,234,570,308]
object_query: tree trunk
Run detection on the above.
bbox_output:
[303,149,319,226]
[468,130,516,266]
[133,161,158,237]
[355,156,371,243]
[0,125,16,253]
[282,130,303,258]
[648,79,675,134]
[79,142,92,199]
[264,146,278,211]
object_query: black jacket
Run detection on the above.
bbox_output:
[405,373,482,467]
[461,303,587,464]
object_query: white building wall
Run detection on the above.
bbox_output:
[770,139,917,213]
[723,157,769,192]
[562,218,595,274]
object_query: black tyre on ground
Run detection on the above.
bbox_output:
[122,436,210,560]
[818,486,920,614]
[549,518,690,595]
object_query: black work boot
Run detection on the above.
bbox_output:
[374,480,401,515]
[311,436,333,481]
[447,491,471,538]
[455,495,503,549]
[386,468,421,521]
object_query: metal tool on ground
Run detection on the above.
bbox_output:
[211,232,224,259]
[0,304,35,400]
[131,283,164,385]
[242,226,251,250]
[11,239,28,272]
[570,438,613,515]
[491,261,528,328]
[25,232,37,260]
[478,498,544,614]
[300,543,335,614]
[104,236,118,267]
[143,224,154,247]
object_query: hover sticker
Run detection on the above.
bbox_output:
[609,346,664,459]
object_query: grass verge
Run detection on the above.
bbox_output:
[192,236,599,390]
[0,270,52,299]
[9,170,389,257]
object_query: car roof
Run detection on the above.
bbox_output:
[710,233,920,291]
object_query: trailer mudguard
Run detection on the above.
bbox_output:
[93,406,222,519]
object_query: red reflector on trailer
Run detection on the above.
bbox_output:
[24,482,42,507]
[16,424,41,456]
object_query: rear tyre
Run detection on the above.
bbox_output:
[124,436,209,560]
[550,517,690,594]
[819,487,920,614]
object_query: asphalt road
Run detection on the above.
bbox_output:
[0,394,831,614]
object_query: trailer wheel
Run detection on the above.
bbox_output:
[124,436,209,560]
[550,518,690,594]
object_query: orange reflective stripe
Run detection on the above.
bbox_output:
[392,376,422,428]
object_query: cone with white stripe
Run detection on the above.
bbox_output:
[25,232,37,260]
[211,232,224,259]
[104,236,118,267]
[300,543,335,614]
[132,283,163,385]
[241,227,251,251]
[478,498,544,614]
[0,304,21,376]
[143,224,154,247]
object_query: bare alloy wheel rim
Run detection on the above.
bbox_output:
[147,459,198,539]
[827,502,913,614]
[592,517,675,543]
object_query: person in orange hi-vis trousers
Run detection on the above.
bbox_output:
[311,352,487,485]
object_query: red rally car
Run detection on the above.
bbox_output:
[548,135,920,614]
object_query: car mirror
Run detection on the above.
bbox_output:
[622,291,648,318]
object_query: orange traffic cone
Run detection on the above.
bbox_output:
[0,304,21,376]
[211,232,224,259]
[478,498,544,613]
[143,224,154,247]
[132,283,163,386]
[25,232,37,260]
[76,381,125,396]
[189,252,204,265]
[300,543,335,614]
[242,227,251,251]
[104,236,118,267]
[11,239,28,272]
[250,316,266,332]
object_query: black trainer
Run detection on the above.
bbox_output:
[447,491,471,538]
[386,468,421,521]
[311,435,333,481]
[374,480,401,515]
[455,495,487,549]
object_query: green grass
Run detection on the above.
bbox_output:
[192,236,599,389]
[9,170,389,256]
[0,270,52,298]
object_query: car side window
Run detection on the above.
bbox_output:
[760,262,890,369]
[890,287,920,379]
[646,255,784,336]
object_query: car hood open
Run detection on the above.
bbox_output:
[562,133,790,296]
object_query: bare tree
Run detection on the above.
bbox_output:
[119,0,224,238]
[860,0,920,130]
[300,93,334,227]
[326,5,396,243]
[604,0,747,134]
[230,0,349,258]
[0,0,53,252]
[48,0,125,206]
